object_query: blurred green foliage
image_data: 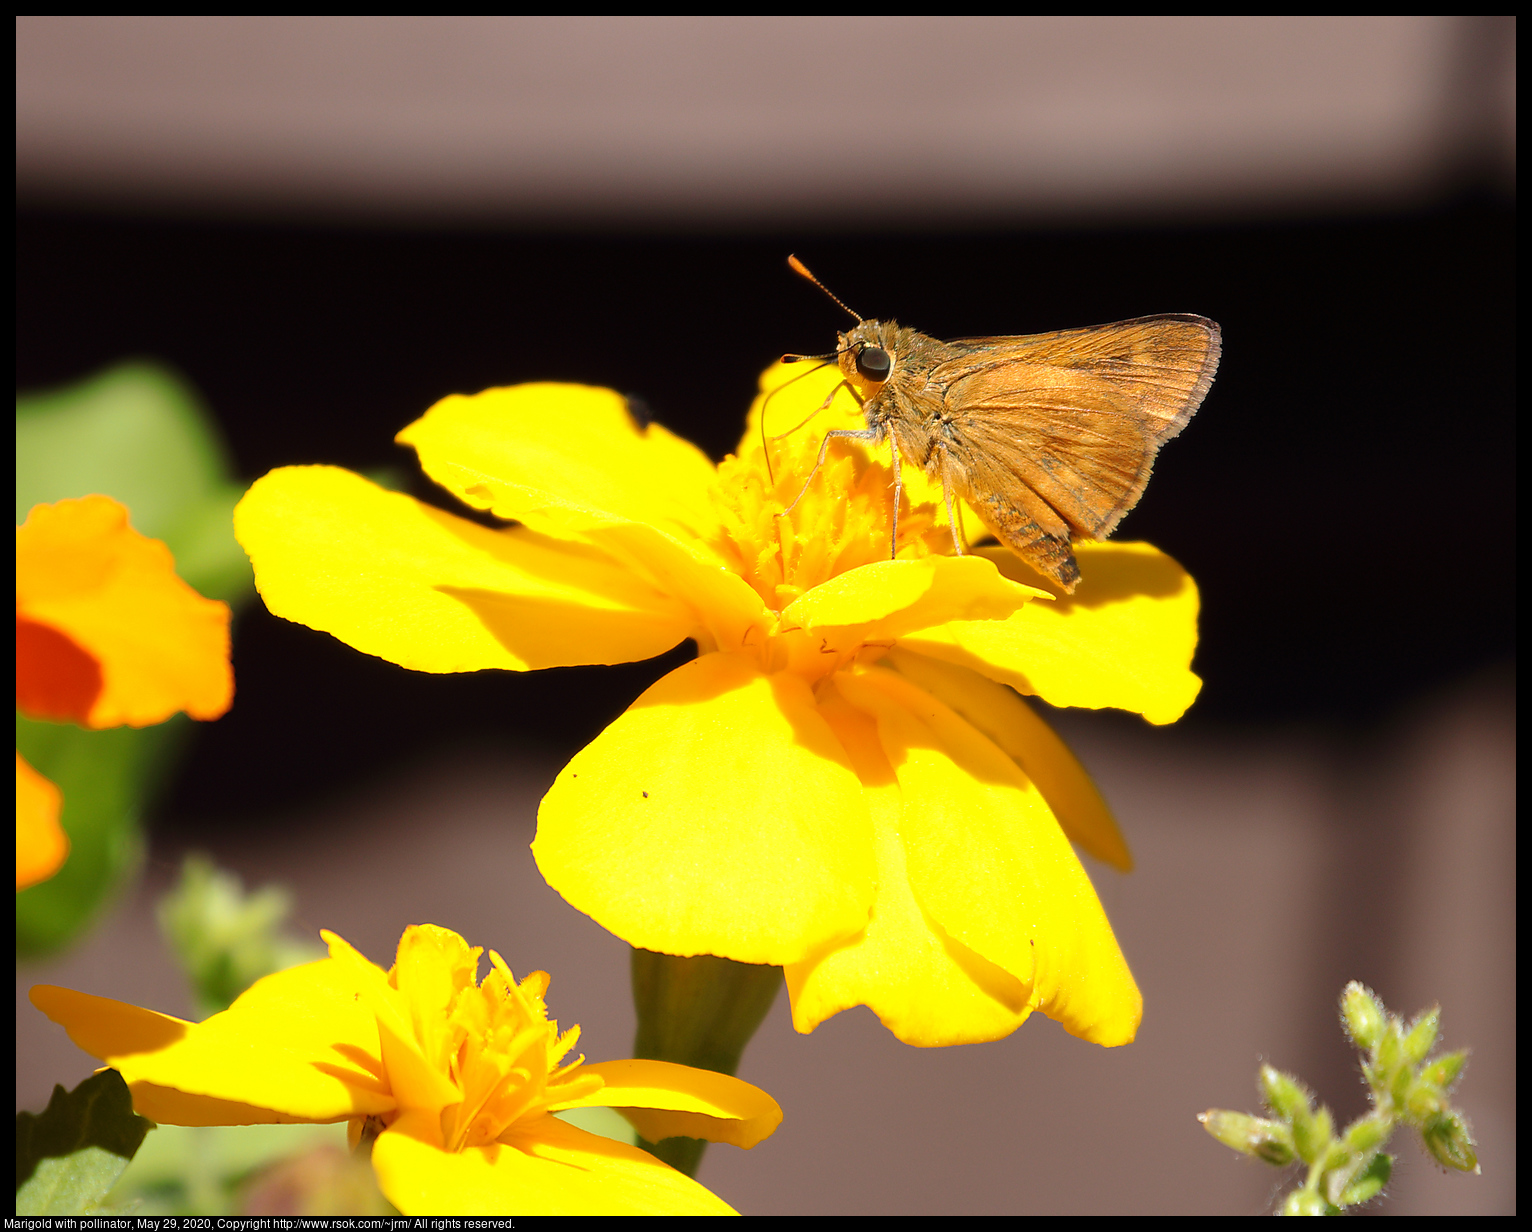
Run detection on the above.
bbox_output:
[157,853,324,1019]
[15,1070,154,1215]
[16,362,253,957]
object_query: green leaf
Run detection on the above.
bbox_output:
[15,1070,154,1214]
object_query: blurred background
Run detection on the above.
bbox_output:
[17,16,1514,1214]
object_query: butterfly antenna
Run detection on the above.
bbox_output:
[758,359,833,484]
[788,255,862,323]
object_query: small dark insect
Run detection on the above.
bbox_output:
[623,394,654,432]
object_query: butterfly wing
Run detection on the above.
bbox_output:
[935,315,1220,543]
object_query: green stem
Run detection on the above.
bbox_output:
[630,947,782,1177]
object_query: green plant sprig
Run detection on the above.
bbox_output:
[1200,981,1478,1215]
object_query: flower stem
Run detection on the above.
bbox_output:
[630,947,782,1176]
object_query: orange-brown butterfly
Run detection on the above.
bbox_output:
[774,255,1220,593]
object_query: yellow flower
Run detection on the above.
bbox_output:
[31,923,780,1215]
[16,496,233,889]
[233,364,1201,1048]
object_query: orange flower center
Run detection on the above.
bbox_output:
[374,934,602,1152]
[706,432,946,616]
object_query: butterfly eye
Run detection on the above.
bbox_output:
[856,346,892,382]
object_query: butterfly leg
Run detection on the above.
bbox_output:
[778,425,883,517]
[942,473,966,556]
[888,432,903,559]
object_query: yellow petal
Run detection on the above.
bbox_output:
[897,541,1201,724]
[565,517,772,657]
[400,385,775,656]
[16,751,68,890]
[533,653,873,966]
[884,648,1132,871]
[396,384,720,546]
[782,554,1045,639]
[30,958,396,1123]
[372,1108,736,1215]
[784,680,1033,1047]
[553,1059,781,1149]
[321,930,463,1115]
[30,985,192,1060]
[110,1082,328,1128]
[235,465,695,672]
[836,669,1142,1047]
[16,497,232,728]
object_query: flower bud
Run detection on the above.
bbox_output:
[1421,1111,1479,1174]
[1419,1049,1468,1092]
[1404,1078,1445,1121]
[1283,1190,1330,1216]
[1402,1007,1440,1064]
[1340,982,1386,1050]
[1198,1110,1294,1165]
[1259,1064,1311,1121]
[1343,1111,1392,1154]
[1375,1024,1403,1074]
[1292,1103,1334,1165]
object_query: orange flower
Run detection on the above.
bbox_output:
[16,496,233,888]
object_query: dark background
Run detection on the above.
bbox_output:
[17,202,1515,821]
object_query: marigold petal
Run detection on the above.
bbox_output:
[533,653,873,965]
[319,930,464,1115]
[884,648,1132,870]
[30,985,192,1059]
[396,384,719,546]
[16,497,232,728]
[782,554,1045,639]
[118,1083,323,1127]
[372,1108,736,1215]
[897,542,1201,724]
[16,751,68,890]
[397,385,775,654]
[567,518,771,656]
[837,669,1142,1047]
[553,1059,781,1149]
[783,681,1032,1046]
[235,466,695,672]
[30,958,395,1122]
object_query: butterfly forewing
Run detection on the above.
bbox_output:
[932,315,1220,539]
[942,315,1220,444]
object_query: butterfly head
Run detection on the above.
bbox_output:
[837,320,901,398]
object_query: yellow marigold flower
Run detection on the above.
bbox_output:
[31,923,779,1215]
[234,365,1201,1048]
[16,496,234,889]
